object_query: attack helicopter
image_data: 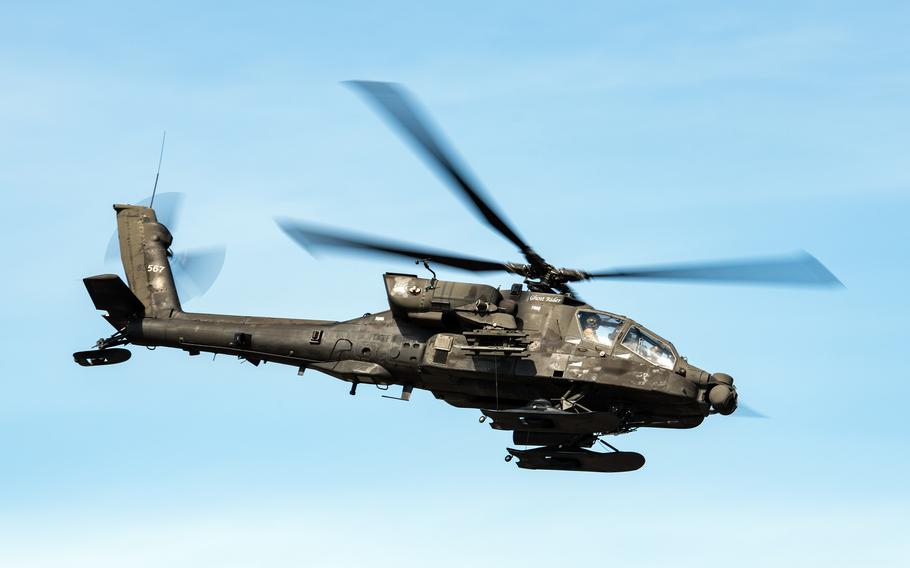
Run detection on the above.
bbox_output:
[75,81,841,473]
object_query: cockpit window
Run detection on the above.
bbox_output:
[577,311,624,347]
[621,326,676,370]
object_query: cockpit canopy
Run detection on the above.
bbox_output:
[576,310,677,370]
[578,312,623,347]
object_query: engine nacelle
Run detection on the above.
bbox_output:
[384,273,501,314]
[382,273,516,328]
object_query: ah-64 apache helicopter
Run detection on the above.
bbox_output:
[75,82,841,473]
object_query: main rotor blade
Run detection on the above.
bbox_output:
[277,219,510,273]
[585,251,842,287]
[345,81,543,264]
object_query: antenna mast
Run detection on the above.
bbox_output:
[149,130,167,209]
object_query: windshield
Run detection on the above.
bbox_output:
[621,326,676,370]
[577,311,624,347]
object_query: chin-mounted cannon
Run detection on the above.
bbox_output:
[706,372,738,415]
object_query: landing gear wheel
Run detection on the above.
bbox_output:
[504,454,513,462]
[479,415,487,423]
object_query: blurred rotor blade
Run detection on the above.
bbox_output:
[734,403,768,419]
[104,232,121,264]
[170,245,226,302]
[277,218,509,273]
[585,251,842,287]
[104,192,185,263]
[345,81,544,265]
[139,192,183,230]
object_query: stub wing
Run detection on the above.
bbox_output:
[482,406,621,435]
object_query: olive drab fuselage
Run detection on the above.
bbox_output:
[124,271,722,432]
[77,203,747,472]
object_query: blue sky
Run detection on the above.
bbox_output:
[1,2,908,566]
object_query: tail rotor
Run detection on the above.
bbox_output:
[104,192,225,302]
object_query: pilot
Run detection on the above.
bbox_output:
[582,314,600,341]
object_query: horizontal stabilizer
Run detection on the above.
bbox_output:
[83,274,145,322]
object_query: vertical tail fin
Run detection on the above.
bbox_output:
[114,204,182,317]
